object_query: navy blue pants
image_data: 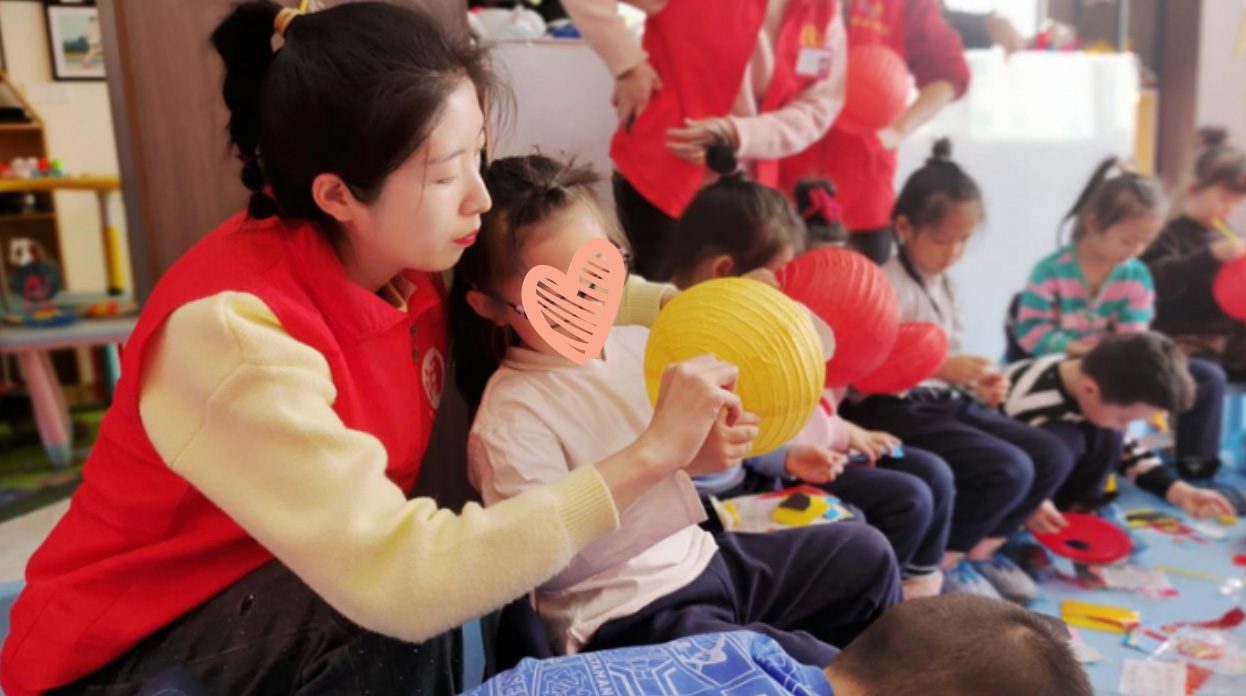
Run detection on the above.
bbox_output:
[1178,357,1226,464]
[584,523,902,667]
[1036,420,1125,509]
[841,392,1075,552]
[50,561,459,695]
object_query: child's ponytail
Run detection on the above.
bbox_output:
[1060,158,1165,244]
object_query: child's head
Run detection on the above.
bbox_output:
[1074,332,1195,430]
[892,139,983,276]
[1184,127,1246,224]
[451,155,626,405]
[827,595,1091,696]
[212,1,496,277]
[1063,158,1165,266]
[665,173,806,289]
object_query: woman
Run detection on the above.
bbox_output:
[0,4,747,694]
[563,0,846,279]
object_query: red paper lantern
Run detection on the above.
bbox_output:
[1214,256,1246,322]
[837,45,910,137]
[776,247,900,387]
[854,323,949,395]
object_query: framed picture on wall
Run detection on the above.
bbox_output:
[45,3,104,81]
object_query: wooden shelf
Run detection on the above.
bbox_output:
[0,213,56,222]
[0,124,40,132]
[0,176,121,193]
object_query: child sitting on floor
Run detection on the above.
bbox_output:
[840,139,1076,604]
[454,154,900,665]
[1015,156,1227,482]
[662,172,955,601]
[1001,332,1234,522]
[466,594,1092,696]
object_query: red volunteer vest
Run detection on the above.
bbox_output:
[612,0,837,219]
[0,213,448,695]
[777,0,907,230]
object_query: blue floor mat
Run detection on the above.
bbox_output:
[1028,478,1246,695]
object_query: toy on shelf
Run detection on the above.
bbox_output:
[3,157,64,180]
[3,238,75,328]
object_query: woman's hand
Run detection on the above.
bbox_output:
[666,117,738,166]
[614,61,662,127]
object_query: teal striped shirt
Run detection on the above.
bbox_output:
[1016,245,1155,356]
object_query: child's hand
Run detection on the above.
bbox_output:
[1025,500,1070,534]
[685,410,761,478]
[846,423,902,464]
[614,61,662,127]
[1167,482,1236,519]
[939,355,993,386]
[971,369,1009,407]
[642,355,747,475]
[1212,236,1246,262]
[783,444,846,485]
[1066,338,1096,357]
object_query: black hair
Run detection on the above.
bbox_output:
[892,139,982,230]
[1081,332,1195,412]
[1059,158,1165,244]
[663,171,805,286]
[794,178,848,247]
[450,154,622,410]
[211,1,496,245]
[830,595,1092,696]
[1190,126,1246,194]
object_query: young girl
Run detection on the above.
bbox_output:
[1,5,745,694]
[1013,159,1229,497]
[456,154,901,665]
[664,172,955,600]
[840,140,1075,604]
[1142,127,1246,471]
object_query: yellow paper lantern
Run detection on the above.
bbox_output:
[644,278,825,457]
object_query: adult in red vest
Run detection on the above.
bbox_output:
[564,0,845,280]
[776,0,971,264]
[0,4,748,694]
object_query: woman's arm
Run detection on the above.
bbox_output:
[140,292,626,644]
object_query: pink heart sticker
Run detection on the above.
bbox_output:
[520,238,625,364]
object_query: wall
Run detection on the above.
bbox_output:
[1195,0,1246,232]
[0,0,127,293]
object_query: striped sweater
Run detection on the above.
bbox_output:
[1001,355,1179,499]
[1016,246,1155,356]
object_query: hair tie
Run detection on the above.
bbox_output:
[274,7,302,38]
[802,187,843,223]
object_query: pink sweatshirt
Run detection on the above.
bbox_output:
[563,0,847,163]
[792,388,852,452]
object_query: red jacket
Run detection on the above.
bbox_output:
[0,213,447,695]
[612,0,838,219]
[778,0,970,230]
